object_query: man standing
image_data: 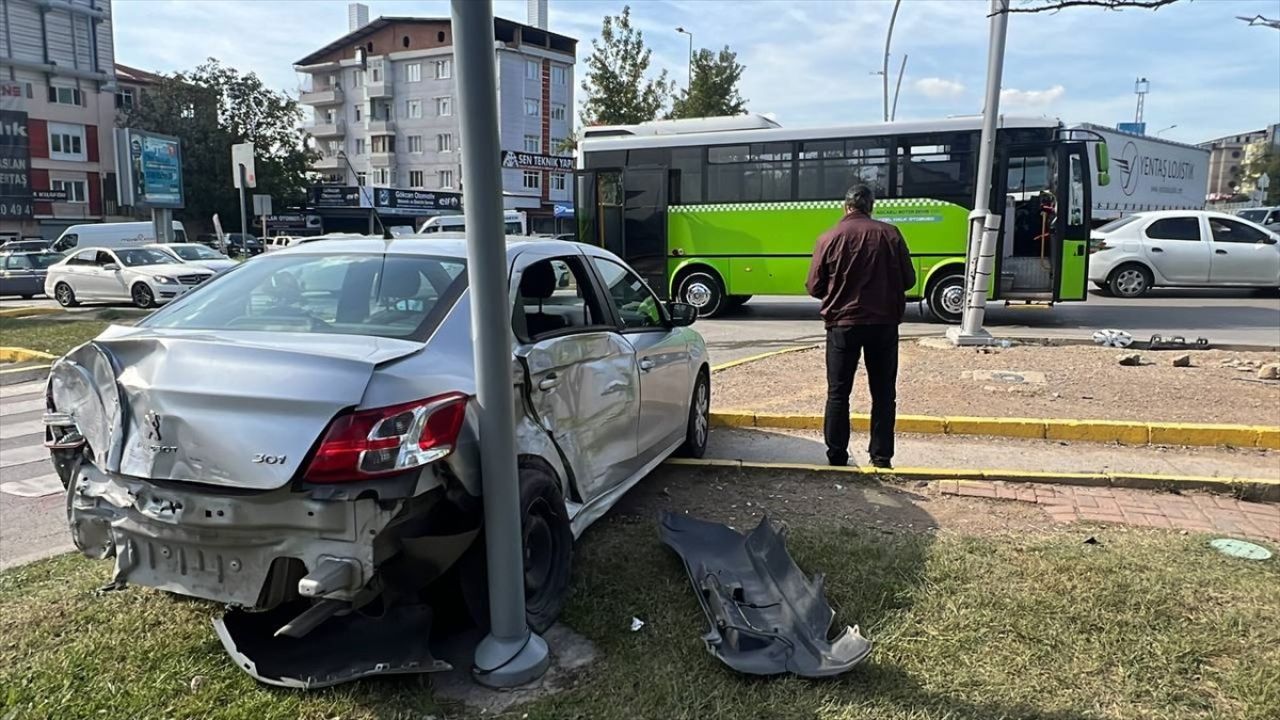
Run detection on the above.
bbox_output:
[806,185,916,468]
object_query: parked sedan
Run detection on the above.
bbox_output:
[146,243,238,272]
[45,246,215,308]
[44,237,708,686]
[0,238,52,254]
[0,251,62,298]
[1089,210,1280,297]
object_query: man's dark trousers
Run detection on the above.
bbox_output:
[824,324,899,465]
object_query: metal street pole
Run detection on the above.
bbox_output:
[237,163,249,245]
[948,0,1009,346]
[451,0,550,688]
[890,53,908,122]
[882,0,902,122]
[676,27,693,92]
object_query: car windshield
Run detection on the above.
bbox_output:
[1237,210,1267,224]
[145,253,468,340]
[28,253,62,269]
[1096,216,1141,233]
[171,245,224,261]
[116,248,175,267]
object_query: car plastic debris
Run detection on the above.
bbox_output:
[658,512,872,678]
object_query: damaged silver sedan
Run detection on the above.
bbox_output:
[45,236,709,687]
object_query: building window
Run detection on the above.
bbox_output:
[522,170,541,190]
[354,105,362,121]
[436,97,452,116]
[354,138,366,155]
[374,168,391,185]
[551,65,568,85]
[48,123,86,161]
[524,98,540,116]
[551,102,566,121]
[48,86,83,106]
[51,179,88,203]
[526,60,540,80]
[353,69,365,86]
[356,172,367,186]
[115,88,135,111]
[406,99,423,119]
[524,135,540,153]
[551,172,567,191]
[408,135,423,153]
[434,59,452,79]
[371,66,382,82]
[409,170,425,187]
[405,63,422,83]
[371,135,395,153]
[439,169,454,188]
[437,133,453,152]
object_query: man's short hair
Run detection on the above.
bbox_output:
[845,184,875,214]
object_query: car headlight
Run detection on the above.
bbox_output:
[152,275,176,284]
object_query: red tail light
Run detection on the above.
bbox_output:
[303,392,469,483]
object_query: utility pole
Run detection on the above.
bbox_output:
[1133,77,1149,125]
[882,0,902,122]
[676,27,693,93]
[947,0,1009,346]
[890,53,908,122]
[451,0,550,689]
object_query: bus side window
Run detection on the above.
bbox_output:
[670,147,703,204]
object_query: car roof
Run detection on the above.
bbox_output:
[276,234,605,261]
[1125,210,1260,221]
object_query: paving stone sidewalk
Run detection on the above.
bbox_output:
[939,480,1280,542]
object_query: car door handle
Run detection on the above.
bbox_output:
[1215,249,1227,255]
[639,357,655,372]
[538,373,559,391]
[1150,247,1164,253]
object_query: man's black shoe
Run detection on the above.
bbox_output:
[871,456,893,469]
[828,454,849,467]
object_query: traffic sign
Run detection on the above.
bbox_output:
[232,143,256,188]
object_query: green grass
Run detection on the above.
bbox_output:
[2,518,1277,720]
[0,317,110,356]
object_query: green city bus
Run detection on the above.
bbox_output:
[576,115,1108,321]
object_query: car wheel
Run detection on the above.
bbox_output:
[1092,281,1112,295]
[460,462,573,634]
[926,273,965,324]
[54,282,79,308]
[677,270,725,318]
[1107,263,1152,298]
[131,283,156,309]
[677,370,710,458]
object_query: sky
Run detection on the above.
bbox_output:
[112,0,1280,146]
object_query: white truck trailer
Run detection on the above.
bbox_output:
[1074,123,1210,224]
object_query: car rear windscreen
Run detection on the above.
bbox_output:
[145,254,467,341]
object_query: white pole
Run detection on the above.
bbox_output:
[882,0,902,123]
[950,0,1009,345]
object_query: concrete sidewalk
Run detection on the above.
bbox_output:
[704,426,1279,480]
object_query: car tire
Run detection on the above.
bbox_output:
[20,294,33,300]
[460,462,573,634]
[676,270,726,318]
[1107,263,1152,298]
[1093,281,1112,295]
[131,283,156,309]
[926,272,965,324]
[677,369,710,459]
[54,282,79,308]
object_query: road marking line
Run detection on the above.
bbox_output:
[712,344,820,372]
[0,474,62,498]
[0,381,44,398]
[0,420,43,440]
[0,444,48,468]
[0,398,44,416]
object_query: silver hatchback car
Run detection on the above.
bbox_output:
[45,236,709,649]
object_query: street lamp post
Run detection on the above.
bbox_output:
[1156,124,1177,137]
[882,0,902,122]
[675,27,693,92]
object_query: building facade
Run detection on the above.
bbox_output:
[294,12,575,233]
[0,0,126,242]
[1199,128,1270,200]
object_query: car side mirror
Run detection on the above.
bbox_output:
[103,263,120,271]
[668,302,698,327]
[1263,236,1278,245]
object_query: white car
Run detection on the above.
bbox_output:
[45,246,215,309]
[1088,210,1280,297]
[146,243,238,272]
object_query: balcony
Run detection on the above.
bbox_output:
[364,78,393,99]
[365,118,396,135]
[307,119,346,138]
[299,85,344,106]
[313,154,344,171]
[369,152,396,168]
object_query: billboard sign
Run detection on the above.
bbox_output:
[500,150,573,172]
[115,128,184,209]
[1116,122,1146,135]
[309,185,366,208]
[373,187,463,214]
[0,110,32,219]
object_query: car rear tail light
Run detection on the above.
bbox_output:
[303,392,469,483]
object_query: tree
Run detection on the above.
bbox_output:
[1245,149,1280,205]
[579,6,673,126]
[669,47,747,120]
[124,59,315,232]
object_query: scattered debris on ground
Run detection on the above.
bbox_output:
[1117,353,1143,367]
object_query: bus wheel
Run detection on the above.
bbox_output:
[677,270,725,317]
[926,273,965,324]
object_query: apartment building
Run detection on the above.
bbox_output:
[0,0,127,241]
[294,8,576,232]
[1199,128,1270,199]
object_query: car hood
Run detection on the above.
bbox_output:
[184,259,237,271]
[48,327,425,490]
[126,262,210,277]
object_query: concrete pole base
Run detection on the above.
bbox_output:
[946,326,997,347]
[472,631,551,689]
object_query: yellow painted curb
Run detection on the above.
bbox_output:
[0,346,56,363]
[664,458,1280,501]
[0,306,61,319]
[712,410,1280,450]
[711,344,819,373]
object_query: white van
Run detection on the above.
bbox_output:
[50,221,188,254]
[419,211,526,236]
